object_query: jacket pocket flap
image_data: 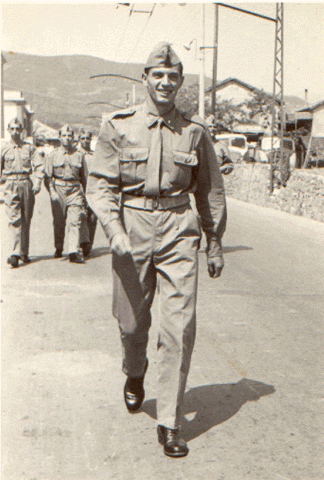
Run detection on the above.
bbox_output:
[173,151,198,167]
[53,157,65,167]
[120,147,149,162]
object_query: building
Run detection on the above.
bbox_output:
[206,77,261,105]
[2,89,34,140]
[298,100,324,138]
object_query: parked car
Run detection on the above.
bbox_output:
[255,136,296,167]
[215,134,248,162]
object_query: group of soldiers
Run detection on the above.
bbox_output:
[1,118,96,268]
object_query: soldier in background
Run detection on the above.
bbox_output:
[1,118,45,268]
[45,125,88,263]
[78,128,97,256]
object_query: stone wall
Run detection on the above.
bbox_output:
[223,164,324,223]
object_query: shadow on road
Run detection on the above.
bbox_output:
[223,245,253,254]
[141,378,275,442]
[199,246,253,255]
[88,247,111,258]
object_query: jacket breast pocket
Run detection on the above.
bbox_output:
[52,156,65,177]
[21,153,31,169]
[170,150,198,189]
[120,147,148,186]
[4,154,15,170]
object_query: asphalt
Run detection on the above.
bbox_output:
[1,188,324,480]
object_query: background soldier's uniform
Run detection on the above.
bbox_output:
[1,140,44,258]
[46,146,88,255]
[87,102,226,430]
[78,145,97,250]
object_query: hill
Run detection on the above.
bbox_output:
[2,51,200,132]
[3,52,306,133]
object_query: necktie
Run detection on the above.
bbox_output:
[144,118,163,196]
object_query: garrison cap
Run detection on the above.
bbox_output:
[144,42,182,70]
[8,117,23,129]
[79,128,92,138]
[59,124,74,136]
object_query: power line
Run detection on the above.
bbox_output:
[113,3,134,62]
[126,4,156,63]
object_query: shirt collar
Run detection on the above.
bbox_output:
[144,102,176,131]
[9,139,25,148]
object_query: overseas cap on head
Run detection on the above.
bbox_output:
[59,124,74,136]
[80,128,92,138]
[144,41,182,71]
[8,117,23,129]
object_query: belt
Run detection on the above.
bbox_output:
[5,173,30,180]
[54,178,80,187]
[122,193,190,212]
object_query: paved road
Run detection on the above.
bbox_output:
[1,189,324,480]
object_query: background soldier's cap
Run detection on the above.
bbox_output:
[60,124,74,135]
[144,41,182,70]
[80,128,92,138]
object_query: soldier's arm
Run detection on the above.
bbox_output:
[31,146,45,193]
[44,151,59,198]
[194,127,227,276]
[80,153,88,193]
[86,118,125,242]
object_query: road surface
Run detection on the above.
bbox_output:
[1,188,324,480]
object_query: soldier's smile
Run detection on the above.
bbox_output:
[143,66,184,108]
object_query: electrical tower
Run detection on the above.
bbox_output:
[270,3,286,192]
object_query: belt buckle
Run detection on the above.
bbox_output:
[152,196,159,210]
[144,196,159,211]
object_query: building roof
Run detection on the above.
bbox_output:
[206,77,264,95]
[298,100,324,112]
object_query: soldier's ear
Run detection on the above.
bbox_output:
[142,72,148,86]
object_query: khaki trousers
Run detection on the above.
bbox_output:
[112,204,201,429]
[80,206,96,248]
[50,183,87,254]
[4,179,35,257]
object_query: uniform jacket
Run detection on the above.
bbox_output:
[46,146,87,193]
[77,146,94,187]
[1,140,45,181]
[87,103,227,255]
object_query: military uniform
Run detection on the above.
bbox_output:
[87,101,226,427]
[78,144,97,250]
[214,140,234,175]
[46,145,88,255]
[1,139,44,259]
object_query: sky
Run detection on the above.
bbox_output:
[1,1,324,103]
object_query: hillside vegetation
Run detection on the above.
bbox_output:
[2,51,199,132]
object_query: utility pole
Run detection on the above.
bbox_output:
[211,4,219,118]
[270,3,285,191]
[199,4,206,118]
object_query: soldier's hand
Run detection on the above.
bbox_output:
[50,191,60,202]
[110,232,131,256]
[32,184,41,195]
[207,255,224,278]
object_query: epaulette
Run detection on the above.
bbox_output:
[1,139,10,149]
[109,107,137,121]
[182,112,208,129]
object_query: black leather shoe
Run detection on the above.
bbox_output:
[69,252,84,263]
[21,255,31,264]
[54,249,63,258]
[80,242,91,257]
[157,425,189,458]
[124,360,148,413]
[7,255,19,268]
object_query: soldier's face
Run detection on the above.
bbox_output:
[80,135,91,150]
[143,66,184,108]
[60,131,74,147]
[8,124,22,141]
